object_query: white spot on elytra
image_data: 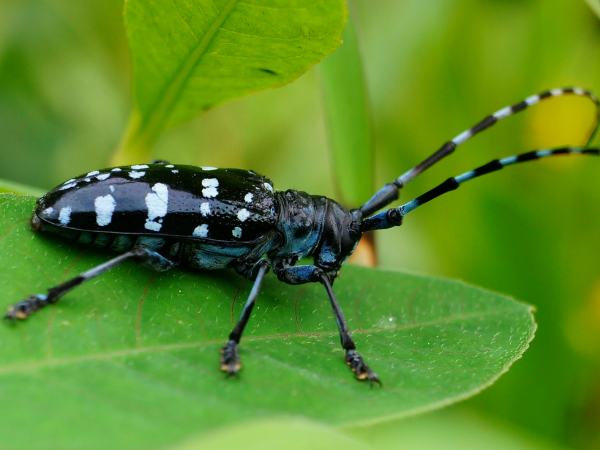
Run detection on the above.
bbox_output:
[200,202,211,216]
[232,227,242,238]
[144,183,169,232]
[145,222,161,232]
[42,207,53,216]
[264,182,273,193]
[244,193,253,203]
[112,168,122,172]
[58,206,72,226]
[96,173,110,181]
[193,224,209,238]
[237,208,250,222]
[131,165,149,170]
[110,186,115,193]
[94,194,116,226]
[172,170,179,174]
[86,171,100,177]
[129,171,145,179]
[202,178,219,198]
[59,182,76,191]
[202,167,217,171]
[84,178,91,182]
[63,179,76,185]
[165,165,174,168]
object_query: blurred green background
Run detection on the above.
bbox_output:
[1,0,599,448]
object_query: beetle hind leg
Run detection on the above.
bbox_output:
[6,295,51,320]
[220,340,242,376]
[220,259,271,376]
[5,247,177,321]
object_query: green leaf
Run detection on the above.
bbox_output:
[347,407,567,450]
[0,194,535,450]
[319,6,373,207]
[0,178,45,197]
[171,418,370,450]
[585,0,600,18]
[113,0,347,164]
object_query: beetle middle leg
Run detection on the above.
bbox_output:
[220,258,271,376]
[5,247,177,320]
[273,264,380,385]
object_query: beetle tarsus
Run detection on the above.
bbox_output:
[220,339,242,376]
[4,294,50,321]
[346,349,381,386]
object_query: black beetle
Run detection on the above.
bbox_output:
[5,87,599,384]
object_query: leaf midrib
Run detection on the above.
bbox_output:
[0,308,523,375]
[140,0,239,134]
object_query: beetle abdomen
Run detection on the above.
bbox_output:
[35,165,278,243]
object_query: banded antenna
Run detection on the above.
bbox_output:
[361,147,600,232]
[359,87,600,217]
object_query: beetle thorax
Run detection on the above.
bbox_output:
[273,190,362,271]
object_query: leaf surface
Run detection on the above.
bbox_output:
[114,0,347,164]
[0,194,535,450]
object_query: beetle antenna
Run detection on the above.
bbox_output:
[359,88,600,217]
[361,147,600,232]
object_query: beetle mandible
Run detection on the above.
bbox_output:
[5,87,600,385]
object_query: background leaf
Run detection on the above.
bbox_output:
[585,0,600,19]
[113,0,347,164]
[0,177,45,197]
[0,194,534,450]
[346,407,569,450]
[170,418,370,450]
[318,5,373,207]
[170,410,568,450]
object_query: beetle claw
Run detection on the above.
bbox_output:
[345,349,381,386]
[5,294,50,321]
[220,340,242,376]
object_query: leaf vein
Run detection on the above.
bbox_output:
[0,309,523,376]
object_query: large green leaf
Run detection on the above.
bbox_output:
[114,0,347,164]
[0,194,535,450]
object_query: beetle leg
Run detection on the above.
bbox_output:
[272,264,380,384]
[221,258,270,376]
[5,247,176,321]
[318,272,381,386]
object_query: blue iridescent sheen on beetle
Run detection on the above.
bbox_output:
[6,86,600,385]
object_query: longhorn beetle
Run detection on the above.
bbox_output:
[5,87,600,385]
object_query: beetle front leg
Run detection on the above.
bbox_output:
[221,259,271,376]
[5,247,177,320]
